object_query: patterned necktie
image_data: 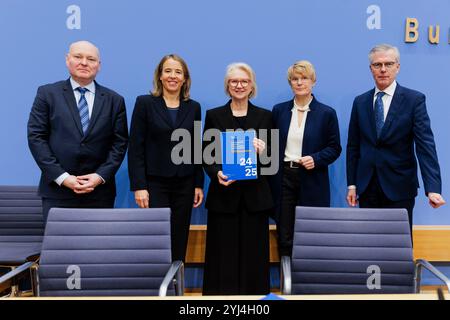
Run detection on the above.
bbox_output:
[374,91,385,137]
[77,87,90,134]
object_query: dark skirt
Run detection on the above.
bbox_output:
[202,202,270,295]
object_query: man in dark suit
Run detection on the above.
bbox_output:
[27,40,128,221]
[346,43,445,231]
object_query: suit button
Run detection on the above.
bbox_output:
[81,143,85,147]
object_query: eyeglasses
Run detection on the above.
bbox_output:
[371,61,397,70]
[229,79,251,88]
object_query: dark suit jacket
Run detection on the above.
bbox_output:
[203,101,273,213]
[271,97,341,215]
[27,79,129,200]
[346,83,442,201]
[128,95,204,190]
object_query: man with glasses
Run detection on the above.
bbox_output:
[27,41,128,221]
[346,43,445,234]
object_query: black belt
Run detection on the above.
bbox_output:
[284,161,301,169]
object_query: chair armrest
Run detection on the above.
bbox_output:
[0,261,35,285]
[414,259,450,293]
[280,255,292,295]
[159,260,184,296]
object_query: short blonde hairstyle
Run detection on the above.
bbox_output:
[224,62,257,99]
[287,60,316,85]
[152,54,191,101]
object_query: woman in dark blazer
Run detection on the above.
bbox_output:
[202,62,273,295]
[272,60,341,257]
[128,54,204,262]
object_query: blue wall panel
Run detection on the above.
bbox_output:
[1,0,449,227]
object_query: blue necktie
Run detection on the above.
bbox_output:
[374,91,385,137]
[77,87,90,134]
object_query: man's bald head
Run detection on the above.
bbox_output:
[68,41,101,60]
[66,40,101,86]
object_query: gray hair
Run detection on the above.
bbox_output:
[224,62,258,99]
[368,44,400,64]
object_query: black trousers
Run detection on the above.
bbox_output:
[147,175,195,262]
[277,165,302,257]
[359,172,415,238]
[42,197,115,222]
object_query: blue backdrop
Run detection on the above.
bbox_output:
[1,0,449,226]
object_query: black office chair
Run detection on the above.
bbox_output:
[0,186,43,296]
[280,206,450,295]
[36,207,183,296]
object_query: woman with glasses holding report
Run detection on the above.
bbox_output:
[202,62,273,295]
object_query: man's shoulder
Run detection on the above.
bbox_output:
[38,80,68,92]
[354,88,374,102]
[95,82,124,100]
[396,84,425,99]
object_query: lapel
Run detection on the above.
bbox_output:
[279,100,293,146]
[84,81,105,138]
[222,100,238,130]
[174,99,191,128]
[302,96,318,154]
[363,88,378,142]
[379,84,404,140]
[245,101,261,131]
[153,96,174,128]
[62,79,84,136]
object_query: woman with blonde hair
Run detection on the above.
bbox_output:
[202,62,273,295]
[272,60,341,257]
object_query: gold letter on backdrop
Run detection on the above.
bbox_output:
[428,25,440,44]
[405,18,419,43]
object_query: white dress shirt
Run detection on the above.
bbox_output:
[284,99,311,162]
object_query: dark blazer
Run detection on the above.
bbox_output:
[203,101,274,213]
[128,95,204,190]
[27,79,128,200]
[346,83,442,201]
[272,97,341,214]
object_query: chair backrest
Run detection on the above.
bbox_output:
[0,186,43,243]
[291,206,414,294]
[38,208,173,296]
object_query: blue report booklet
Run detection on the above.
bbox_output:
[221,130,257,180]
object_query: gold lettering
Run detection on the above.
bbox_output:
[405,18,419,43]
[428,25,440,44]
